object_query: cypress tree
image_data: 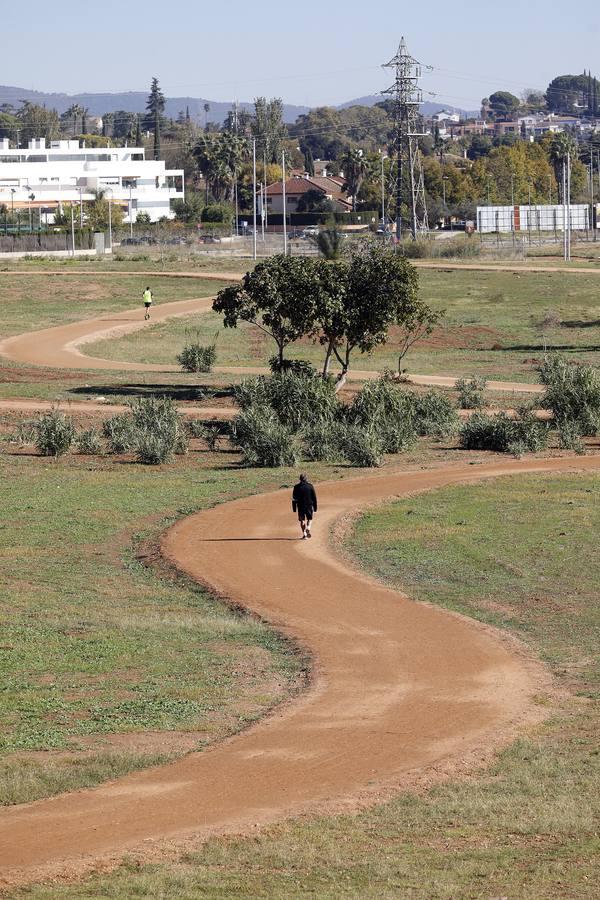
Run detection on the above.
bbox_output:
[134,114,142,146]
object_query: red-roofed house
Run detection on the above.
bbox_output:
[261,176,352,214]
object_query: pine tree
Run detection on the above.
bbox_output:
[144,78,165,131]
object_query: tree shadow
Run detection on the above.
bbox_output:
[499,344,600,353]
[68,383,233,402]
[561,320,600,329]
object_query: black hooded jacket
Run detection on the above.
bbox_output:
[292,480,317,515]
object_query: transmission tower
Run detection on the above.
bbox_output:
[382,37,429,239]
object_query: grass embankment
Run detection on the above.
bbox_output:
[0,253,249,275]
[88,269,600,382]
[0,451,322,807]
[20,471,599,899]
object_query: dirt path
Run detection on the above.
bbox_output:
[0,398,233,420]
[1,454,599,888]
[0,294,543,394]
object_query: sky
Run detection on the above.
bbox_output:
[2,0,599,109]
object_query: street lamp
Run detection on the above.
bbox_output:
[105,188,113,252]
[10,187,16,216]
[442,175,449,227]
[28,193,35,231]
[547,174,552,206]
[510,174,515,207]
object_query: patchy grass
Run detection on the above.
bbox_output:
[0,275,230,340]
[20,471,600,898]
[85,269,600,381]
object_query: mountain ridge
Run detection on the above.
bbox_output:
[0,85,476,123]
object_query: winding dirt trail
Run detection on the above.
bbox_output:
[0,290,543,394]
[1,454,599,888]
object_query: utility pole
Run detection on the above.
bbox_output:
[382,37,429,240]
[252,139,257,260]
[282,150,288,256]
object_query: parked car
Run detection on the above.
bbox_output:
[302,226,320,238]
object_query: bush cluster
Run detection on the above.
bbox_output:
[540,354,600,436]
[232,372,458,468]
[34,410,76,457]
[455,375,487,410]
[177,342,217,373]
[460,411,548,456]
[102,397,187,464]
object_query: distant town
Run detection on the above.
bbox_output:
[1,66,599,241]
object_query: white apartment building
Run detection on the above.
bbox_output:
[0,138,184,224]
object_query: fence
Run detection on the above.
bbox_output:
[0,230,96,253]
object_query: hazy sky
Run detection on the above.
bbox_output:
[3,0,598,108]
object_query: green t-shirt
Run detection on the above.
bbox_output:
[143,290,153,304]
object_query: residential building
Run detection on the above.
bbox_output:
[0,138,184,223]
[261,175,352,214]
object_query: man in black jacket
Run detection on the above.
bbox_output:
[292,474,318,539]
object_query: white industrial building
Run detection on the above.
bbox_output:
[477,204,597,233]
[0,138,184,224]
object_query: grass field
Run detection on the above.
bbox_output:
[0,450,320,807]
[16,472,599,898]
[86,268,600,382]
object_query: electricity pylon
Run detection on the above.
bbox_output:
[382,37,429,240]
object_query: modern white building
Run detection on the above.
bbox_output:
[0,138,184,224]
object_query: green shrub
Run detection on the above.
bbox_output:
[557,420,585,454]
[102,414,137,453]
[177,342,217,373]
[129,397,187,464]
[413,390,460,437]
[135,432,176,465]
[235,373,339,432]
[460,411,548,454]
[346,377,419,451]
[539,354,600,435]
[76,428,102,455]
[34,410,75,457]
[232,405,300,467]
[337,423,384,467]
[302,422,344,462]
[455,375,487,410]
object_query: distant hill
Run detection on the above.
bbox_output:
[0,84,478,124]
[0,85,309,124]
[339,94,479,118]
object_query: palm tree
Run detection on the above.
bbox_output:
[194,132,249,202]
[308,228,345,260]
[549,133,576,202]
[340,148,367,212]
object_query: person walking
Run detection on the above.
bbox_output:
[292,473,317,540]
[142,286,153,320]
